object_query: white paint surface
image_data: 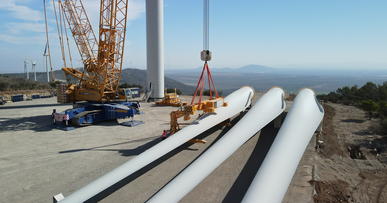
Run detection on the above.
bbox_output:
[242,88,324,203]
[147,87,286,203]
[59,86,254,203]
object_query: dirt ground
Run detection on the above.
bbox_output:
[313,102,387,203]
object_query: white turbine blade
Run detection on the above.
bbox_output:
[242,88,324,203]
[44,42,48,54]
[148,87,286,203]
[57,87,255,203]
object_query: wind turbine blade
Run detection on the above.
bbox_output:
[44,42,48,54]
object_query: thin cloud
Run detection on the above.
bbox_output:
[81,0,145,29]
[6,22,48,34]
[0,34,48,45]
[127,0,145,21]
[0,0,42,22]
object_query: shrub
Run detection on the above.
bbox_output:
[0,82,10,91]
[358,99,380,119]
[379,101,387,118]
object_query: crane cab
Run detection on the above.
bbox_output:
[117,88,132,101]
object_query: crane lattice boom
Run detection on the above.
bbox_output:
[59,0,128,101]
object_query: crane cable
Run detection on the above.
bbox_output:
[53,0,73,83]
[190,0,219,107]
[61,1,74,71]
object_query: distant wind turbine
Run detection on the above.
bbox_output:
[22,56,29,79]
[31,58,37,81]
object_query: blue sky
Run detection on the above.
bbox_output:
[0,0,386,74]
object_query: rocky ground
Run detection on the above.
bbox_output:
[314,102,387,203]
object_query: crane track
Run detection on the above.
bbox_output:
[71,110,103,126]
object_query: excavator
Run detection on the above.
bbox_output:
[50,0,141,127]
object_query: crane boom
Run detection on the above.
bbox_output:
[60,0,98,71]
[97,0,128,95]
[58,0,129,101]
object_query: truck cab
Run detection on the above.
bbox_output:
[117,88,132,101]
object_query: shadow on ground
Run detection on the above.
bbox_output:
[0,102,70,110]
[341,119,365,123]
[222,121,280,202]
[84,113,242,203]
[58,136,162,157]
[0,115,57,132]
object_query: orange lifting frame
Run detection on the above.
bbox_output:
[190,62,219,108]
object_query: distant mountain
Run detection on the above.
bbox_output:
[3,68,196,95]
[165,64,387,77]
[238,65,273,73]
[119,68,196,94]
[165,64,274,74]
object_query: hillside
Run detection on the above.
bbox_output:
[119,68,196,94]
[3,68,196,95]
[0,75,53,91]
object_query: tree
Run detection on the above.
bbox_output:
[351,85,359,101]
[378,83,387,101]
[379,101,387,117]
[316,94,327,102]
[358,82,379,102]
[337,86,353,101]
[358,99,380,119]
[326,92,340,103]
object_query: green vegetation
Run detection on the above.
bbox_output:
[379,101,387,117]
[317,81,387,133]
[317,82,387,104]
[0,75,53,91]
[166,88,182,95]
[358,100,380,119]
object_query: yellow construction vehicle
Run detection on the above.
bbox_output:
[55,0,129,102]
[155,88,184,107]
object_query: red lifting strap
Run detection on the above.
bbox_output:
[190,62,219,108]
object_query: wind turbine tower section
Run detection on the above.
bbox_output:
[23,58,29,80]
[146,0,164,100]
[31,59,37,81]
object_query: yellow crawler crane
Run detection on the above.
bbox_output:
[57,0,129,102]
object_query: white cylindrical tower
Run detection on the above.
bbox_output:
[146,0,164,100]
